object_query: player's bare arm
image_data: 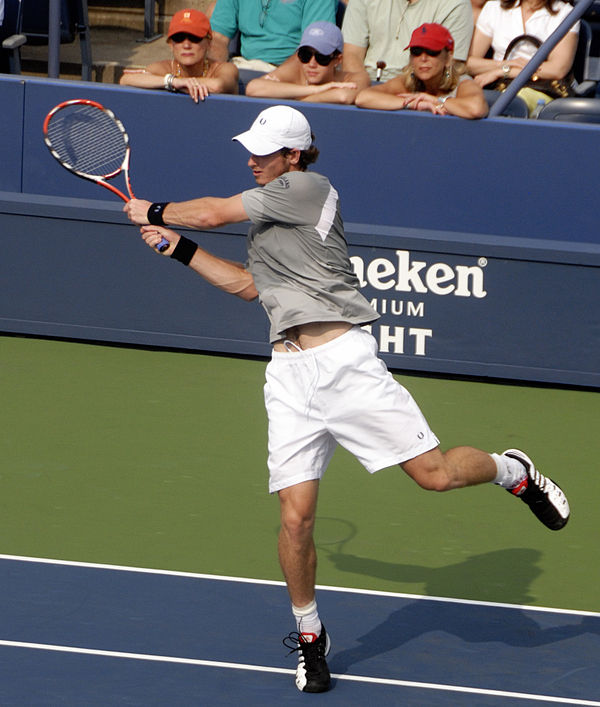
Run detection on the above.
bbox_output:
[140,224,258,301]
[125,194,248,230]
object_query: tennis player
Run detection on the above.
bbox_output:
[124,105,570,694]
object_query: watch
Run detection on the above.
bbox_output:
[502,64,511,79]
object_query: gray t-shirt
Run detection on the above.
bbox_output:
[241,170,378,343]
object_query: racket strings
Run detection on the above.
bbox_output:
[46,104,128,177]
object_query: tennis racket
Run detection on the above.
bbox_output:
[43,98,169,252]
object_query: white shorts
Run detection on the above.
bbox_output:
[264,326,439,493]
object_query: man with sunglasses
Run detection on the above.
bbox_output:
[209,0,336,72]
[341,0,474,82]
[124,103,570,694]
[245,21,369,103]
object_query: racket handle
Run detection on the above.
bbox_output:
[157,237,169,253]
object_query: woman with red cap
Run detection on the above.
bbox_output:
[120,9,238,102]
[355,23,488,119]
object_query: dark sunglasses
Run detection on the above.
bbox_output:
[297,47,338,66]
[170,32,208,44]
[410,47,442,57]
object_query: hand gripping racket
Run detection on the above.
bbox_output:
[43,99,169,252]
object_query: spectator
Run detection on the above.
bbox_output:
[356,23,488,117]
[209,0,337,71]
[466,0,578,114]
[342,0,474,82]
[120,9,238,101]
[245,21,369,104]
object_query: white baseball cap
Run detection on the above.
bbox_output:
[232,105,312,156]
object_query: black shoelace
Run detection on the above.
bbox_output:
[283,631,322,656]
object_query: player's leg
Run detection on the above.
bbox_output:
[401,445,496,491]
[401,446,570,530]
[320,327,570,531]
[278,480,332,693]
[278,479,319,609]
[265,349,335,693]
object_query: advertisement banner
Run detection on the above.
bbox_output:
[348,245,599,386]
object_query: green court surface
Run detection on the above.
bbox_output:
[1,334,598,613]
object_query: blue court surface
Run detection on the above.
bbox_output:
[1,555,599,705]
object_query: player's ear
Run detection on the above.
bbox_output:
[287,148,301,166]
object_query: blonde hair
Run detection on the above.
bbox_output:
[402,55,465,93]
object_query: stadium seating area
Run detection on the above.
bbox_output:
[2,0,600,120]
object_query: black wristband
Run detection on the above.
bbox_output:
[147,202,170,226]
[170,235,198,266]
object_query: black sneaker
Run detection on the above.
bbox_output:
[503,449,570,530]
[283,625,331,693]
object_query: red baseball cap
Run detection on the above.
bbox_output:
[405,23,454,52]
[168,9,211,39]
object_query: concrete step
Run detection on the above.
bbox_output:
[87,0,212,33]
[20,26,167,82]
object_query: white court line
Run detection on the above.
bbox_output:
[1,639,599,706]
[1,553,599,618]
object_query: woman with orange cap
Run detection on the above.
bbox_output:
[120,9,238,101]
[355,24,488,119]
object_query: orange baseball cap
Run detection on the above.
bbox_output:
[167,9,211,39]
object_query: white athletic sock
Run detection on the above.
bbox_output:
[292,599,322,640]
[491,452,528,489]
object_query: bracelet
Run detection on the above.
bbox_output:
[437,95,449,106]
[147,202,170,226]
[170,235,198,266]
[163,73,175,91]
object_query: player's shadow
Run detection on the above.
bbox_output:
[323,545,542,605]
[331,596,600,677]
[324,546,600,676]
